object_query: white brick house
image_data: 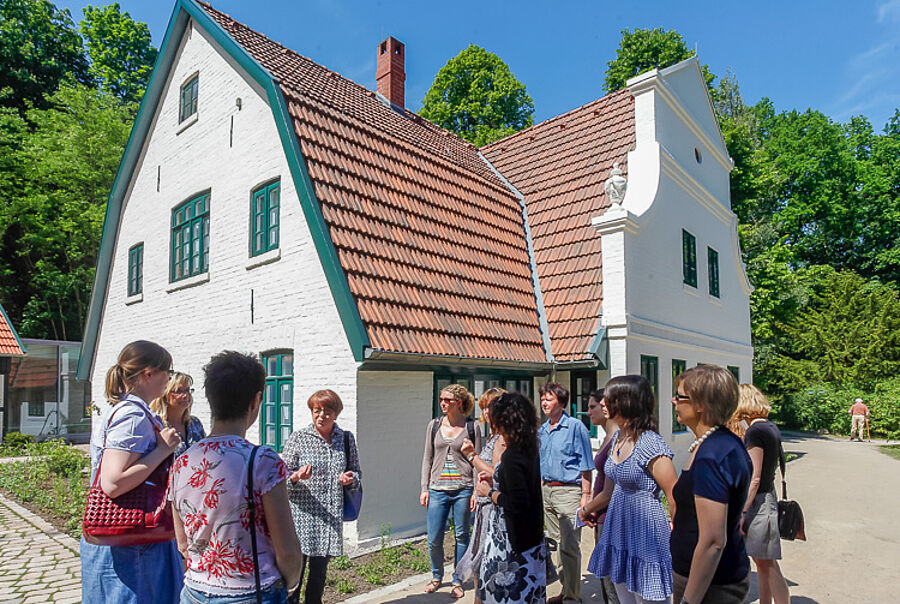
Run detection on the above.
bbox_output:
[78,0,751,549]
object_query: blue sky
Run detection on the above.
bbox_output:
[57,0,900,131]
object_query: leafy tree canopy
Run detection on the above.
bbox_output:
[80,3,157,104]
[603,27,713,94]
[0,0,90,112]
[420,44,534,147]
[0,82,132,339]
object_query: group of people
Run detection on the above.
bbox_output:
[81,340,360,604]
[422,365,791,604]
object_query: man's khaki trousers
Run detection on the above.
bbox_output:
[543,484,583,602]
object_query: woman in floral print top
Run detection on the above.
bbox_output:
[282,389,361,604]
[170,352,302,603]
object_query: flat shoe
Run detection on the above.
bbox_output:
[424,579,441,593]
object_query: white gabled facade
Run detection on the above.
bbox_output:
[594,59,753,466]
[90,18,360,479]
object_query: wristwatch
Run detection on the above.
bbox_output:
[466,453,476,462]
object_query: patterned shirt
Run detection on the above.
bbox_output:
[173,416,207,459]
[281,423,361,557]
[169,436,289,595]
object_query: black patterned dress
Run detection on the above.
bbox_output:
[281,423,361,557]
[476,463,548,604]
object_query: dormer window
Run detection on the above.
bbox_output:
[180,75,199,122]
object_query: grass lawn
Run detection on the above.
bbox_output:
[879,445,900,461]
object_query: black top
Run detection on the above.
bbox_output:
[670,428,751,585]
[744,419,782,494]
[496,446,543,554]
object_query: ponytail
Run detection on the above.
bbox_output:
[104,340,173,404]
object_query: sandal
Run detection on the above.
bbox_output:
[424,579,441,593]
[450,584,465,599]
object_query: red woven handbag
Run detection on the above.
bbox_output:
[82,402,175,546]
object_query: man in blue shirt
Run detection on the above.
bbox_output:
[539,382,594,604]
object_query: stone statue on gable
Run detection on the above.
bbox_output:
[604,162,627,207]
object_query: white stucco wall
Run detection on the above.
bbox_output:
[596,61,753,458]
[354,370,433,549]
[89,20,358,444]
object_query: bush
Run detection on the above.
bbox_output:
[1,432,35,454]
[774,378,900,439]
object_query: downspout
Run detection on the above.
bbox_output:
[478,152,554,364]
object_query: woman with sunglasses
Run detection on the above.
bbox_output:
[150,371,205,459]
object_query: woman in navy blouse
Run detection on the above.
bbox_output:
[150,371,205,458]
[670,365,752,604]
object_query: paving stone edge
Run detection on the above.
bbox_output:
[0,491,80,554]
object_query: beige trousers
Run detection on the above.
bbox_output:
[543,484,583,602]
[851,414,867,439]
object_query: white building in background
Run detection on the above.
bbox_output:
[78,0,751,550]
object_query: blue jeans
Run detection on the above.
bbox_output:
[80,537,183,603]
[427,487,473,584]
[180,581,287,604]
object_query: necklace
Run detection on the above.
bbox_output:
[615,433,632,457]
[689,425,719,453]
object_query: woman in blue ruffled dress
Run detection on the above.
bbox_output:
[579,375,678,604]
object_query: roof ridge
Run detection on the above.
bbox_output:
[198,1,516,194]
[482,88,632,151]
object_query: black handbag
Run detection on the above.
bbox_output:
[777,443,806,541]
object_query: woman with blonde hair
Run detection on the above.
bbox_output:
[459,387,507,604]
[81,341,183,603]
[670,365,752,604]
[736,384,790,604]
[150,372,205,458]
[421,383,482,599]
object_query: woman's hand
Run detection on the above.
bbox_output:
[460,438,475,459]
[577,506,596,526]
[474,480,491,498]
[289,464,312,483]
[420,491,429,507]
[338,471,354,486]
[469,493,477,512]
[156,427,181,453]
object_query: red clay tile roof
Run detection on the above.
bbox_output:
[200,3,547,363]
[482,93,636,362]
[0,303,25,356]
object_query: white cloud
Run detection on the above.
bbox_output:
[877,0,900,23]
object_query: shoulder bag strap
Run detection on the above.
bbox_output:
[344,430,351,472]
[778,440,787,500]
[429,418,440,462]
[247,445,262,604]
[92,400,159,489]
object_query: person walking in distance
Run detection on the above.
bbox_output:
[538,383,593,604]
[849,397,869,441]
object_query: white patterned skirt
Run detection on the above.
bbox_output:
[476,504,547,604]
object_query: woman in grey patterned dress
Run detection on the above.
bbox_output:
[459,388,507,604]
[282,390,361,604]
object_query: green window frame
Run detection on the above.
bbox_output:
[672,359,688,432]
[571,370,598,437]
[708,247,720,298]
[727,365,740,383]
[250,180,280,256]
[180,75,198,122]
[683,230,697,287]
[433,373,533,420]
[640,355,660,421]
[170,192,210,282]
[260,351,293,452]
[128,243,143,296]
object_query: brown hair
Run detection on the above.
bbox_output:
[105,340,172,403]
[734,383,772,422]
[604,375,657,437]
[675,365,740,426]
[539,382,569,408]
[150,372,194,426]
[441,384,475,415]
[308,389,343,416]
[477,387,506,423]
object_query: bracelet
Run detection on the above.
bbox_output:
[488,488,498,501]
[466,453,476,462]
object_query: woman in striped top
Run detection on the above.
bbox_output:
[420,384,482,599]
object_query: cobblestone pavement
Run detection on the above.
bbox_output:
[0,492,81,603]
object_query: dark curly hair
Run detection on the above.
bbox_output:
[489,392,538,452]
[603,375,658,437]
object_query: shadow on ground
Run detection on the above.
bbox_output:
[747,570,819,604]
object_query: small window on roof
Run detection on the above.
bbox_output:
[180,75,199,122]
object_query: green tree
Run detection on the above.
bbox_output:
[421,44,534,146]
[80,3,157,104]
[777,270,900,390]
[603,28,714,94]
[0,83,132,339]
[0,0,90,112]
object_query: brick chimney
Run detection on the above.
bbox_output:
[376,36,405,108]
